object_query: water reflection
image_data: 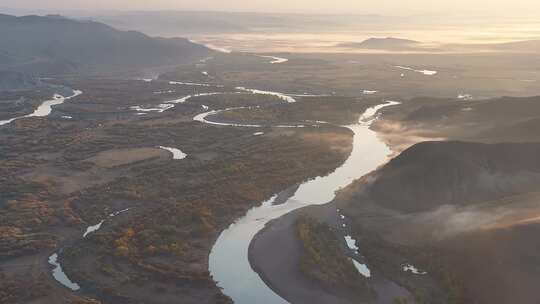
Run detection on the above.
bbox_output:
[209,101,399,304]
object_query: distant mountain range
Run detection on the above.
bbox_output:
[94,11,399,36]
[335,36,540,53]
[0,14,211,76]
[338,37,420,50]
[462,39,540,52]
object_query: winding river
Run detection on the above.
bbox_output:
[394,65,438,76]
[208,101,400,304]
[39,79,399,303]
[258,55,289,64]
[0,90,82,126]
[49,207,132,290]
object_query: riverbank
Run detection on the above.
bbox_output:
[247,101,418,304]
[248,93,540,304]
[0,75,365,303]
[6,48,540,304]
[207,102,397,304]
[249,204,361,304]
[250,91,540,304]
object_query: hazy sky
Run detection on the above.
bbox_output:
[2,0,540,16]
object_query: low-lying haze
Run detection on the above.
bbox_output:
[3,0,540,16]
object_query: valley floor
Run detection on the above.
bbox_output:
[3,50,540,304]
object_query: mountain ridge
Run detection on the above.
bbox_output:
[0,14,211,76]
[363,141,540,213]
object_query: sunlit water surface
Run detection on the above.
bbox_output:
[209,101,400,304]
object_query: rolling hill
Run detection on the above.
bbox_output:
[338,37,421,50]
[366,141,540,212]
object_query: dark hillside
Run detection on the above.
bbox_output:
[0,14,211,75]
[368,141,540,212]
